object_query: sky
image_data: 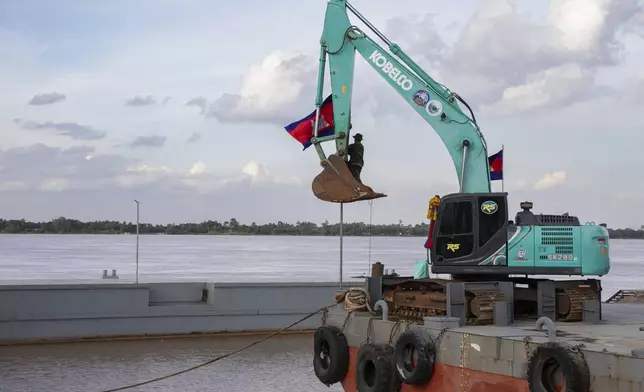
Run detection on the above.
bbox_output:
[1,0,643,229]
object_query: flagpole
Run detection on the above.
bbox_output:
[502,144,508,264]
[501,144,505,193]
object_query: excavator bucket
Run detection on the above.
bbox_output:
[312,154,387,203]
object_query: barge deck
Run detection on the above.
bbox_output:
[313,272,644,392]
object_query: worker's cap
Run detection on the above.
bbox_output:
[353,133,363,140]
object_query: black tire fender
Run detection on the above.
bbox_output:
[313,325,350,385]
[526,342,590,392]
[393,329,436,385]
[355,343,402,392]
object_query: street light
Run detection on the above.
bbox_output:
[134,199,140,284]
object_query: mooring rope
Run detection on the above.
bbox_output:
[100,303,338,392]
[337,287,373,313]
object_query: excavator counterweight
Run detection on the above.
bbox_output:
[311,154,387,203]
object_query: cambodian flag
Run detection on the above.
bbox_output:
[284,95,335,150]
[488,149,503,181]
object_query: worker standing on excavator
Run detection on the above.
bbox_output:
[347,132,364,183]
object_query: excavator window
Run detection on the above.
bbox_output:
[478,195,507,247]
[438,200,473,235]
[434,200,474,259]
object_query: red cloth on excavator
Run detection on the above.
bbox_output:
[424,219,436,249]
[284,94,335,150]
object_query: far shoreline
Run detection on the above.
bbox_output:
[1,232,642,240]
[2,217,643,240]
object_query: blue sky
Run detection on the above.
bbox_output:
[1,0,644,229]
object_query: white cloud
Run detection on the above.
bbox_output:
[482,63,597,115]
[240,160,301,186]
[125,164,171,174]
[432,0,640,113]
[117,164,173,187]
[548,0,610,52]
[203,52,318,124]
[534,171,567,190]
[177,159,301,195]
[188,161,206,175]
[40,178,69,192]
[0,181,28,192]
[241,161,267,179]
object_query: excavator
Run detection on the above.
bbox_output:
[296,0,611,323]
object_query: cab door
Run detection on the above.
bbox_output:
[432,198,476,264]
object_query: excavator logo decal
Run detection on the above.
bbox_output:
[413,90,443,117]
[447,243,460,252]
[425,100,443,117]
[481,201,498,215]
[515,248,527,260]
[413,90,430,106]
[369,50,414,91]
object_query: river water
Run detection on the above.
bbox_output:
[0,234,643,392]
[0,234,642,298]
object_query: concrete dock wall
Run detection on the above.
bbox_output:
[0,281,359,344]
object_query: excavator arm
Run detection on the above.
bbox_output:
[309,0,492,203]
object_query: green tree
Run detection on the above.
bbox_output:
[0,216,640,239]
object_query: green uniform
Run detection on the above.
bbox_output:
[347,142,364,183]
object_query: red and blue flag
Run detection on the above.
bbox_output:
[284,95,335,150]
[488,149,503,181]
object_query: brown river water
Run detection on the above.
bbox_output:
[0,333,341,392]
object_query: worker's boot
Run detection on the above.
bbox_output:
[311,154,387,203]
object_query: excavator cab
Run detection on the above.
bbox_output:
[311,153,387,203]
[430,192,511,275]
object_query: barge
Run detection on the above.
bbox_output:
[312,265,644,392]
[0,280,357,345]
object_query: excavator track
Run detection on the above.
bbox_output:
[389,306,445,323]
[556,286,599,322]
[382,279,506,325]
[466,289,506,325]
[385,280,448,323]
[379,277,601,325]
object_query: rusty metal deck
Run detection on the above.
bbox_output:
[324,300,644,391]
[454,302,644,356]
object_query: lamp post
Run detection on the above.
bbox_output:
[134,199,140,284]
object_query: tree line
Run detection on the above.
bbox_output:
[0,217,643,238]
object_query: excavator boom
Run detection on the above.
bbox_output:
[308,0,492,203]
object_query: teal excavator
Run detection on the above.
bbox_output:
[301,0,610,290]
